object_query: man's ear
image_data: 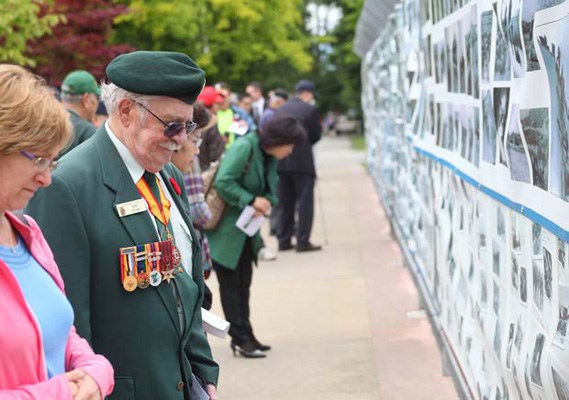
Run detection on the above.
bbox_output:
[117,98,135,128]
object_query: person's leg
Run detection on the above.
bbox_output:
[276,172,296,249]
[213,251,250,345]
[239,238,254,338]
[295,174,315,247]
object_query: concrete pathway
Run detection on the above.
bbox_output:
[206,136,458,399]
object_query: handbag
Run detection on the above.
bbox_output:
[202,161,225,230]
[202,147,253,231]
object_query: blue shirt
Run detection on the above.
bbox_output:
[0,235,74,378]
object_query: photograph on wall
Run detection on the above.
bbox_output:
[521,107,550,191]
[529,332,545,387]
[457,21,466,95]
[520,265,528,304]
[554,285,569,350]
[493,239,502,279]
[470,5,480,98]
[533,258,545,315]
[500,0,526,78]
[493,318,502,359]
[535,12,569,202]
[506,103,532,183]
[512,214,522,251]
[446,24,457,93]
[521,1,541,72]
[506,322,515,369]
[533,223,542,255]
[494,88,511,167]
[493,280,501,317]
[543,246,553,301]
[559,237,567,271]
[481,10,494,83]
[494,9,512,81]
[482,90,497,164]
[472,106,481,166]
[512,255,520,291]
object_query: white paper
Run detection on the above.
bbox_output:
[235,205,265,237]
[201,308,230,338]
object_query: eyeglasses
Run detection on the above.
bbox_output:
[135,101,197,137]
[20,151,58,171]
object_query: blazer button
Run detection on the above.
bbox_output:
[176,381,185,391]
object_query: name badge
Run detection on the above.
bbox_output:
[116,199,148,217]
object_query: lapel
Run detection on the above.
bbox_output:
[93,129,183,335]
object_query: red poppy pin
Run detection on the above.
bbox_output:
[169,177,182,195]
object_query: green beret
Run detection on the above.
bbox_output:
[106,51,206,104]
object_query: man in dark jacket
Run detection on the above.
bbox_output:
[59,70,99,157]
[274,80,322,252]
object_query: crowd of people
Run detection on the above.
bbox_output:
[0,49,323,399]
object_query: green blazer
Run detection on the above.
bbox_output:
[207,132,277,270]
[26,127,219,400]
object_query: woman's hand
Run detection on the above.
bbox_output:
[65,369,102,400]
[206,383,218,400]
[252,197,271,217]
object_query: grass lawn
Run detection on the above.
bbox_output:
[350,134,366,151]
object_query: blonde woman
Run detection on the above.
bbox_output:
[0,65,114,400]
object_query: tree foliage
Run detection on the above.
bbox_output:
[27,0,133,85]
[0,0,61,66]
[113,0,313,84]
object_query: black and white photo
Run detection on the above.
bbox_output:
[521,108,550,191]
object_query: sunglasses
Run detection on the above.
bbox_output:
[20,150,58,171]
[135,101,197,137]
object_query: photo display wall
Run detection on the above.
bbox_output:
[361,0,569,399]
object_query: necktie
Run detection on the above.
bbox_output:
[138,171,171,238]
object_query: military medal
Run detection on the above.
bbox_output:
[160,240,175,284]
[135,245,150,289]
[120,247,137,292]
[123,275,137,292]
[148,242,162,286]
[149,270,162,286]
[168,232,182,269]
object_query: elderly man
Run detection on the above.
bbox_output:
[59,70,100,156]
[27,51,219,400]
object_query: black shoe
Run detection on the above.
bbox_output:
[296,243,322,252]
[251,337,271,351]
[278,242,294,251]
[230,341,266,358]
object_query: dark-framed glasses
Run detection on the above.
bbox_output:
[135,101,197,137]
[20,151,58,171]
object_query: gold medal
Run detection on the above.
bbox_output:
[123,275,137,292]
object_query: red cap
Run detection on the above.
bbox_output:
[197,86,218,107]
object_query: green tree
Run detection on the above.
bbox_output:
[0,0,61,66]
[113,0,313,84]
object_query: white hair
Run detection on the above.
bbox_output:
[100,82,158,121]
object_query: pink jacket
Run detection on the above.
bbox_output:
[0,212,114,399]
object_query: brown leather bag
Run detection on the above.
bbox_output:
[202,161,225,230]
[202,148,253,231]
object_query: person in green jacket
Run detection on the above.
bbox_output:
[207,115,304,358]
[59,70,100,157]
[26,51,219,400]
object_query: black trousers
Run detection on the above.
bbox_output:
[276,172,315,247]
[213,238,254,344]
